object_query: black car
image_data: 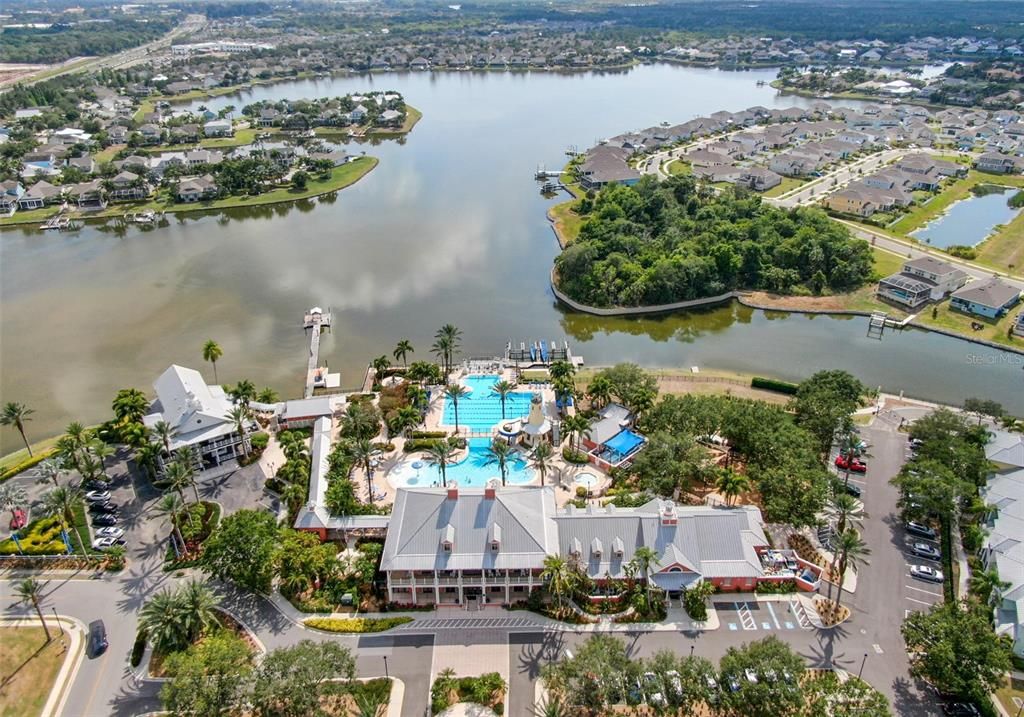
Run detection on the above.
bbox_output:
[942,703,981,717]
[91,513,118,527]
[88,501,118,514]
[88,620,108,657]
[83,479,109,492]
[842,481,862,498]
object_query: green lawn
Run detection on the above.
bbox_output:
[870,246,905,280]
[0,206,63,227]
[914,299,1021,349]
[549,197,584,247]
[0,627,69,717]
[763,176,806,198]
[666,159,691,176]
[975,210,1024,275]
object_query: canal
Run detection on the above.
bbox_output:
[1,64,1021,452]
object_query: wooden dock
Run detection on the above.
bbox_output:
[303,307,332,398]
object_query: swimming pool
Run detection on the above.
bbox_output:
[441,374,535,433]
[575,472,599,489]
[390,437,536,488]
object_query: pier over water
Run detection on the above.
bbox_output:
[303,307,338,398]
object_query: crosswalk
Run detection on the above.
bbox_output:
[719,600,812,633]
[398,616,544,631]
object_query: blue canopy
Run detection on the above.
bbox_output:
[605,429,644,456]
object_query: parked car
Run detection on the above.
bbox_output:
[842,481,863,498]
[744,669,759,684]
[88,620,108,657]
[906,521,937,539]
[95,527,124,540]
[911,542,941,561]
[942,702,980,716]
[84,490,111,503]
[83,480,109,492]
[91,536,126,550]
[9,507,27,530]
[910,565,944,583]
[88,501,118,514]
[664,670,683,699]
[91,514,118,527]
[835,455,867,473]
[909,438,925,450]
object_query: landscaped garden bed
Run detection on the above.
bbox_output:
[431,670,506,716]
[164,500,221,569]
[304,617,413,633]
[0,500,91,556]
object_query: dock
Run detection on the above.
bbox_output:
[867,311,916,339]
[505,339,584,368]
[39,215,73,231]
[302,307,340,398]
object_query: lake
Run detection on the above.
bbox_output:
[2,64,1022,453]
[911,186,1022,249]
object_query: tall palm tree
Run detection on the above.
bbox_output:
[89,440,115,481]
[178,579,221,643]
[406,385,428,412]
[42,485,87,555]
[230,380,256,407]
[444,384,469,434]
[530,442,554,487]
[389,406,421,437]
[281,482,306,516]
[393,339,414,367]
[1,402,35,456]
[14,578,51,642]
[153,420,173,456]
[829,492,864,538]
[155,492,186,555]
[540,554,576,611]
[832,529,871,610]
[257,387,279,404]
[372,355,392,378]
[548,360,574,382]
[0,484,28,527]
[561,414,591,454]
[426,438,457,488]
[351,438,376,504]
[491,380,514,419]
[37,458,63,488]
[139,588,189,654]
[57,422,89,473]
[435,324,462,375]
[586,375,613,410]
[229,405,251,457]
[970,567,1010,605]
[715,470,751,506]
[112,388,148,425]
[629,545,660,612]
[484,438,514,486]
[202,339,223,384]
[135,442,160,481]
[431,337,452,379]
[164,461,197,523]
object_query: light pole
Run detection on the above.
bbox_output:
[51,608,64,636]
[383,655,389,679]
[690,644,695,658]
[858,652,868,680]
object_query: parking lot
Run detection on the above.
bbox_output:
[714,599,813,632]
[900,527,945,615]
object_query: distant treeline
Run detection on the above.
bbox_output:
[0,17,177,64]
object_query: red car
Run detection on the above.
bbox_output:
[9,508,27,530]
[835,455,867,473]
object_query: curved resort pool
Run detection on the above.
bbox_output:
[391,438,536,488]
[442,374,536,433]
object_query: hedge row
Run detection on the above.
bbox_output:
[751,377,799,395]
[0,447,59,483]
[303,616,413,633]
[404,437,466,453]
[410,431,449,439]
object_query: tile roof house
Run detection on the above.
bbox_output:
[176,174,220,202]
[876,257,969,308]
[0,180,25,216]
[17,180,62,209]
[974,152,1021,174]
[950,278,1021,319]
[577,146,642,190]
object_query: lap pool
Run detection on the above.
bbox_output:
[441,374,535,433]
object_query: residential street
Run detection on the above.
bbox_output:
[1,411,944,716]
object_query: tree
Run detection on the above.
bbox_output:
[541,634,636,712]
[491,380,514,419]
[586,375,613,410]
[250,641,356,717]
[444,384,469,433]
[292,169,308,190]
[229,405,251,457]
[387,406,421,438]
[37,458,63,487]
[165,460,199,519]
[484,438,514,486]
[716,469,751,505]
[112,387,148,425]
[42,485,87,555]
[371,355,391,377]
[793,370,865,460]
[2,402,35,456]
[153,420,174,456]
[590,364,658,412]
[801,672,890,717]
[89,440,115,481]
[561,414,591,454]
[828,492,863,537]
[340,401,381,441]
[257,387,279,404]
[156,492,187,555]
[230,380,256,408]
[530,442,554,487]
[831,529,870,610]
[540,554,579,611]
[201,509,279,592]
[902,601,1013,701]
[963,397,1004,425]
[161,632,253,717]
[434,324,462,378]
[426,438,457,488]
[969,566,1010,605]
[351,438,376,503]
[202,339,223,384]
[719,636,806,717]
[393,338,414,367]
[0,484,28,526]
[178,579,221,645]
[14,578,51,642]
[139,588,190,654]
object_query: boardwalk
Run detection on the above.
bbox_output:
[303,307,331,398]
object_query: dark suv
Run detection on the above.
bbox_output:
[88,620,108,657]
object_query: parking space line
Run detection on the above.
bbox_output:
[905,584,943,597]
[766,602,781,629]
[906,596,933,606]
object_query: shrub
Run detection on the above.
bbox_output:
[372,442,396,453]
[303,617,413,633]
[575,485,587,498]
[946,245,977,260]
[130,630,147,668]
[405,437,466,453]
[751,377,799,395]
[683,590,708,621]
[755,579,797,594]
[562,448,589,464]
[0,447,59,483]
[250,432,269,451]
[410,431,449,439]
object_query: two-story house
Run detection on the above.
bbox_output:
[877,256,970,308]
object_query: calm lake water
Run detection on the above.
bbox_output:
[2,64,1022,453]
[912,187,1022,249]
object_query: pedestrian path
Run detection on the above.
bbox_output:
[400,616,543,631]
[717,599,813,633]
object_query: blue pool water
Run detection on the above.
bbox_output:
[441,374,535,432]
[401,438,535,487]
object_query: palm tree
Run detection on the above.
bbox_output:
[134,442,160,481]
[426,438,457,488]
[42,485,87,555]
[484,438,514,486]
[14,578,51,642]
[586,375,613,410]
[257,387,279,404]
[281,482,306,516]
[970,567,1010,605]
[431,337,451,378]
[153,420,174,456]
[406,385,428,412]
[530,442,554,487]
[112,388,148,425]
[629,545,660,612]
[351,438,376,504]
[540,554,576,611]
[202,339,223,383]
[230,380,256,407]
[37,458,63,487]
[491,380,514,419]
[829,492,864,538]
[548,360,574,382]
[164,461,197,522]
[139,588,189,654]
[715,470,751,506]
[57,421,89,473]
[0,484,28,527]
[832,529,870,610]
[435,324,462,374]
[229,405,251,457]
[444,384,469,434]
[372,355,392,378]
[1,402,35,456]
[389,406,421,437]
[155,492,187,555]
[178,579,221,643]
[561,414,591,454]
[89,440,115,481]
[393,339,414,367]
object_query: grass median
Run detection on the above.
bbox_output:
[0,626,69,717]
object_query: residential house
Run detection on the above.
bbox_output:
[143,364,255,472]
[736,167,782,192]
[17,180,62,210]
[169,123,201,144]
[203,119,233,137]
[176,175,220,203]
[577,146,641,190]
[685,149,731,167]
[109,171,150,201]
[377,109,402,126]
[950,278,1021,319]
[308,149,350,167]
[824,189,877,217]
[66,179,106,209]
[979,467,1024,658]
[975,152,1021,174]
[0,180,25,216]
[137,124,164,145]
[876,256,970,308]
[65,154,96,175]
